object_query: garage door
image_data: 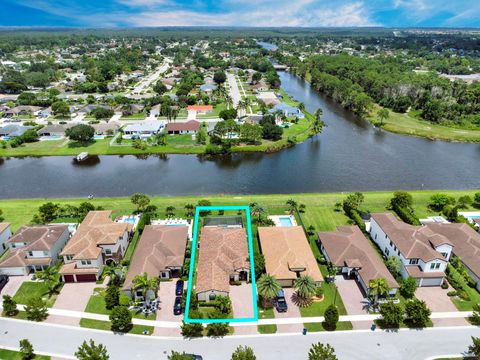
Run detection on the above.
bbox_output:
[75,274,97,282]
[421,277,443,287]
[0,267,27,276]
[63,275,75,283]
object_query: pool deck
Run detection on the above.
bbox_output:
[268,214,297,227]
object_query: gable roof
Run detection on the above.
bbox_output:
[196,227,249,294]
[258,226,323,282]
[123,225,188,290]
[318,225,398,289]
[187,105,213,111]
[60,211,131,260]
[425,222,480,279]
[371,213,448,262]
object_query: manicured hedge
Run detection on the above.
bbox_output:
[393,204,420,225]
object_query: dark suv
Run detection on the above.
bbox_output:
[175,280,184,296]
[275,289,288,312]
[173,296,183,315]
[0,275,9,293]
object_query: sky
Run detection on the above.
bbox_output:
[0,0,479,28]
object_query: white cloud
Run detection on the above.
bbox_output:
[311,2,377,27]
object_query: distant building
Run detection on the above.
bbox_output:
[166,120,200,134]
[123,120,165,139]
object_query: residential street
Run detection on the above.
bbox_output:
[226,72,241,108]
[1,318,479,360]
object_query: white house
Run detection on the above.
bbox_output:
[0,223,12,253]
[122,120,165,139]
[369,213,451,287]
[0,225,70,276]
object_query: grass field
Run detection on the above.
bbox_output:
[13,281,59,308]
[257,305,277,334]
[0,348,50,360]
[303,321,353,332]
[79,318,154,335]
[367,105,480,143]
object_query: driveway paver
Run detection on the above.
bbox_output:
[154,280,181,337]
[415,286,467,326]
[335,277,372,330]
[275,288,303,333]
[0,275,31,299]
[230,283,256,335]
[46,281,105,326]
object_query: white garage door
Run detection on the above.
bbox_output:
[421,277,443,287]
[0,267,27,276]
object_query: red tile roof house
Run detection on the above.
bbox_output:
[369,213,453,286]
[59,211,132,283]
[166,120,200,135]
[196,227,250,302]
[123,225,188,302]
[318,225,399,296]
[0,222,12,253]
[187,105,213,116]
[0,225,70,276]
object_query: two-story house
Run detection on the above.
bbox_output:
[369,213,452,287]
[59,211,132,283]
[0,224,70,276]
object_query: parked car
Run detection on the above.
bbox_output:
[0,275,9,293]
[275,289,288,312]
[173,296,182,315]
[175,280,184,296]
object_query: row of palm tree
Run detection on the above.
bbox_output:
[256,273,318,308]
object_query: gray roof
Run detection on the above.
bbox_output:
[0,124,33,137]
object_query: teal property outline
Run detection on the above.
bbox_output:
[184,205,258,324]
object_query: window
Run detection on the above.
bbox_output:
[43,251,49,256]
[389,240,393,247]
[430,263,441,270]
[394,245,397,251]
[409,259,419,265]
[441,252,448,258]
[385,247,390,256]
[81,260,92,266]
[105,249,112,255]
[81,260,87,265]
[66,255,73,261]
[374,234,377,240]
[209,293,216,301]
[28,251,33,257]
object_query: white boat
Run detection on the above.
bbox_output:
[76,152,89,161]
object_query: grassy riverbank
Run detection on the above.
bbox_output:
[366,105,480,143]
[1,190,478,232]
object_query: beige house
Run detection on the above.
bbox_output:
[258,226,323,288]
[318,225,399,295]
[196,227,249,302]
[0,225,70,276]
[59,211,132,282]
[123,225,188,300]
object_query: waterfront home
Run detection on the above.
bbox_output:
[256,92,280,106]
[166,120,200,135]
[0,223,12,252]
[0,124,33,138]
[200,83,218,93]
[424,222,480,292]
[370,213,451,286]
[319,225,398,295]
[0,225,70,276]
[37,124,73,138]
[122,120,164,139]
[268,103,305,119]
[59,211,132,282]
[196,227,249,302]
[123,225,188,301]
[251,82,269,92]
[258,226,323,288]
[92,121,120,136]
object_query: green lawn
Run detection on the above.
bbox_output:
[303,321,353,332]
[0,348,50,360]
[447,265,480,311]
[79,318,154,335]
[257,305,277,334]
[13,281,58,308]
[366,105,480,143]
[84,288,156,320]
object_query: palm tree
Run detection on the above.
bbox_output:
[215,295,232,315]
[36,265,60,296]
[368,278,390,307]
[250,202,266,222]
[257,274,281,307]
[184,203,195,217]
[132,272,159,304]
[294,275,317,302]
[166,206,176,218]
[286,199,297,214]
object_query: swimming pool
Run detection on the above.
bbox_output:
[279,217,293,227]
[123,217,137,224]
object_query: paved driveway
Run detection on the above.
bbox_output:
[415,286,467,326]
[335,277,372,330]
[230,283,256,335]
[154,281,181,337]
[0,275,31,299]
[46,282,103,326]
[274,288,303,333]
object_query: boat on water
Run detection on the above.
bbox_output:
[75,152,89,161]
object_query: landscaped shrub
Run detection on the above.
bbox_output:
[447,291,457,297]
[315,287,324,298]
[323,305,339,331]
[441,282,448,290]
[350,210,366,232]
